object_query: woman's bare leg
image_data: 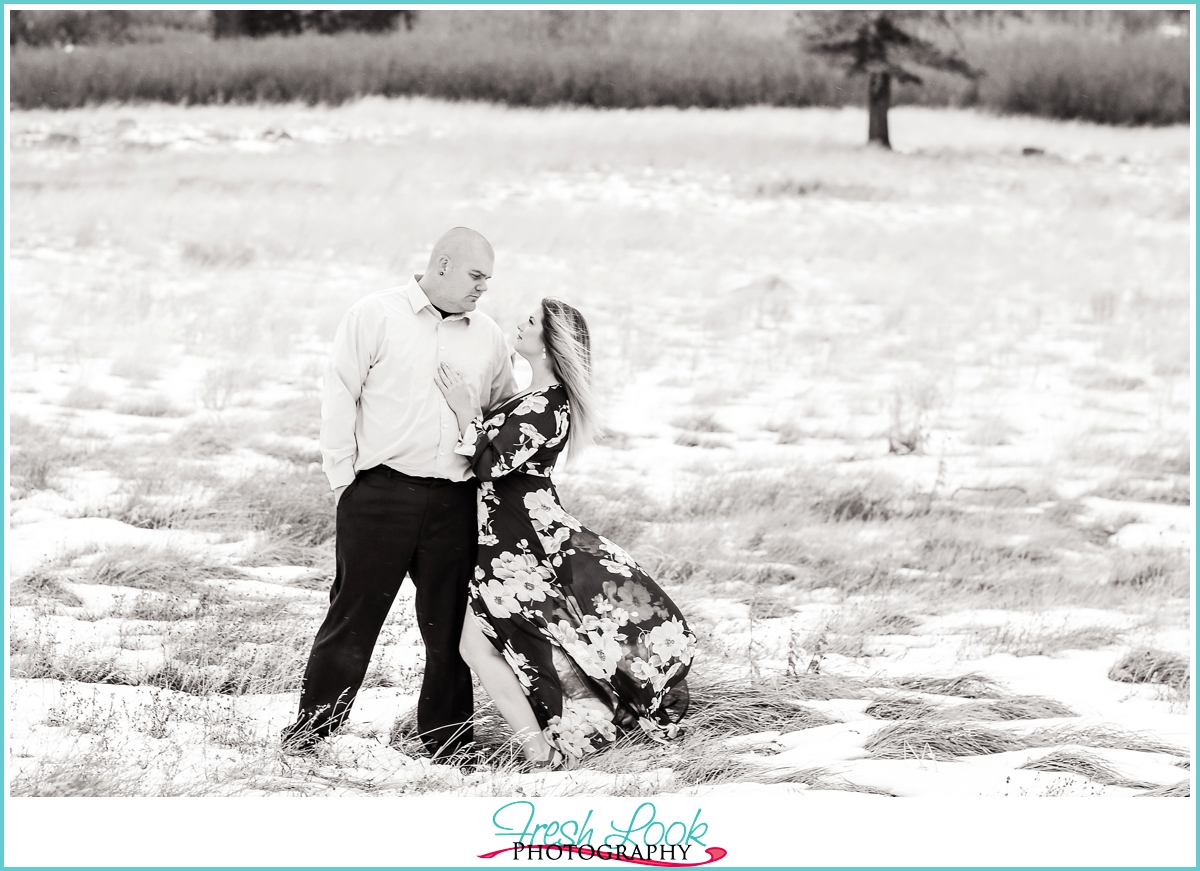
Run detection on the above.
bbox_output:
[459,610,556,763]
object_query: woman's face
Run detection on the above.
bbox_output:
[515,307,546,360]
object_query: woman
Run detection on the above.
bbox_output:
[434,298,695,769]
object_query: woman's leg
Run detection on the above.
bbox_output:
[459,610,555,763]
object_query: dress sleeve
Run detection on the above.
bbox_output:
[455,391,569,481]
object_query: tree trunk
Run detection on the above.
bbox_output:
[867,72,891,149]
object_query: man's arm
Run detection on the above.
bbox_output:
[320,305,376,495]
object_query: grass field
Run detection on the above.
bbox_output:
[6,97,1193,798]
[8,11,1191,125]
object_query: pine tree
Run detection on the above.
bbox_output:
[801,12,982,149]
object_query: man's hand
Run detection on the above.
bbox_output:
[333,484,349,507]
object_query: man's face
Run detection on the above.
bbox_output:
[440,247,493,313]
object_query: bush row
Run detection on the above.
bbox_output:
[10,27,1189,125]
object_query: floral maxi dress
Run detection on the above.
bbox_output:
[455,385,696,761]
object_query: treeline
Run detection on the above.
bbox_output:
[8,10,1190,126]
[8,10,415,46]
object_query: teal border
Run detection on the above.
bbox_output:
[1,1,1195,870]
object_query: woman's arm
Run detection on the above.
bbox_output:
[455,390,568,482]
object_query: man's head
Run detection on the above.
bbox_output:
[419,227,495,314]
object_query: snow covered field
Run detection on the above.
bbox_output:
[6,99,1193,798]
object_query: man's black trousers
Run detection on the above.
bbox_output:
[293,465,477,756]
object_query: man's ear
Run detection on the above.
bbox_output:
[437,255,451,274]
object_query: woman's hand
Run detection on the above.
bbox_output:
[435,363,480,426]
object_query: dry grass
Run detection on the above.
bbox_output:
[673,432,733,450]
[1027,725,1188,758]
[685,678,838,735]
[1089,477,1190,506]
[864,695,943,721]
[114,395,187,418]
[962,696,1077,721]
[62,384,112,410]
[11,570,85,608]
[966,624,1124,658]
[866,721,1027,760]
[391,680,848,792]
[1019,749,1159,790]
[1109,550,1190,590]
[865,694,1075,721]
[670,411,730,433]
[110,353,162,384]
[83,545,243,595]
[1108,647,1190,693]
[893,673,1006,699]
[9,417,86,496]
[1134,780,1191,797]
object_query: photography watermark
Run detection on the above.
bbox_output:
[479,801,727,865]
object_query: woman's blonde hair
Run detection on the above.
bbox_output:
[542,297,598,459]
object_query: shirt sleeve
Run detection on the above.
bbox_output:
[458,392,569,481]
[319,305,378,490]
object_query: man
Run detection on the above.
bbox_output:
[282,227,517,760]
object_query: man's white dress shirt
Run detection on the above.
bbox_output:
[320,276,517,489]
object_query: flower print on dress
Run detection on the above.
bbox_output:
[513,393,549,416]
[491,550,554,603]
[638,716,680,743]
[539,524,574,555]
[597,537,637,568]
[477,488,500,547]
[583,630,624,679]
[520,421,546,443]
[545,698,617,760]
[503,642,535,692]
[597,538,638,577]
[603,580,657,624]
[471,607,499,639]
[480,578,520,619]
[524,489,582,531]
[627,657,658,686]
[646,618,694,664]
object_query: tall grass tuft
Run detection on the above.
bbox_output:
[12,570,85,608]
[865,694,1076,721]
[83,546,241,595]
[961,696,1077,721]
[1026,724,1188,757]
[893,673,1006,699]
[686,678,837,735]
[1134,780,1191,797]
[866,721,1027,759]
[1018,749,1159,790]
[1107,647,1190,693]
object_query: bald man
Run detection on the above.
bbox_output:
[283,228,517,760]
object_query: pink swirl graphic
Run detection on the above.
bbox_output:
[478,845,727,866]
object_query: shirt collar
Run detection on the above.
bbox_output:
[407,276,471,322]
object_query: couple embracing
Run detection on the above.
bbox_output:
[282,228,696,769]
